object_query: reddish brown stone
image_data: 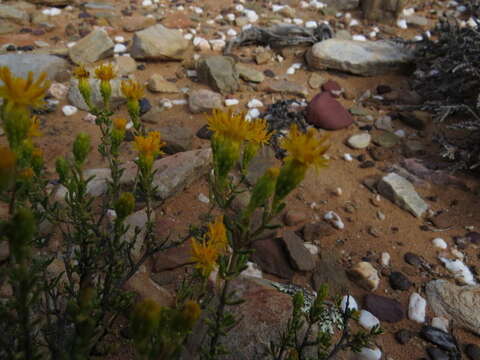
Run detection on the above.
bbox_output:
[251,238,294,279]
[306,92,353,130]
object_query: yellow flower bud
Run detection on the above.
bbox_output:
[180,300,201,329]
[244,166,279,219]
[73,133,91,165]
[114,192,135,220]
[5,207,36,263]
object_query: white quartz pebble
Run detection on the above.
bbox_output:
[198,193,210,204]
[210,39,226,52]
[353,34,367,41]
[340,295,358,312]
[381,252,391,266]
[343,153,353,161]
[432,317,449,333]
[408,292,426,323]
[304,243,319,256]
[357,347,382,360]
[62,105,78,116]
[439,257,476,285]
[114,36,125,43]
[305,21,318,28]
[225,99,239,106]
[247,99,263,108]
[241,262,262,278]
[42,8,61,16]
[397,19,408,29]
[324,211,344,229]
[245,108,260,120]
[433,237,448,249]
[359,310,380,330]
[114,44,127,53]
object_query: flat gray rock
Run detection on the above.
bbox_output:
[377,172,428,217]
[130,24,189,61]
[68,29,114,65]
[426,280,480,336]
[197,56,239,94]
[0,54,69,84]
[0,4,29,24]
[322,0,359,10]
[306,39,414,76]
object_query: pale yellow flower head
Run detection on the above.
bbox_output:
[0,67,50,108]
[113,118,128,131]
[280,124,329,171]
[73,65,90,80]
[190,238,219,277]
[207,216,228,252]
[134,131,165,167]
[94,63,116,82]
[207,109,253,144]
[246,118,271,145]
[121,79,144,101]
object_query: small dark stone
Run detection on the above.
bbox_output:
[6,45,16,51]
[426,347,449,360]
[377,85,392,95]
[196,124,212,140]
[20,28,32,33]
[302,222,334,242]
[32,29,45,36]
[467,232,480,245]
[404,252,424,267]
[389,271,412,291]
[251,238,294,280]
[465,344,480,360]
[78,12,92,18]
[395,329,414,345]
[364,294,404,322]
[359,125,373,131]
[263,69,275,78]
[370,147,393,161]
[137,64,146,70]
[139,98,151,115]
[420,326,458,352]
[357,154,366,162]
[359,161,375,168]
[454,236,469,250]
[17,45,34,52]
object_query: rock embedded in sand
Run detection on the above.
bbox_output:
[348,261,380,291]
[377,172,429,217]
[0,54,69,84]
[188,89,223,114]
[306,92,353,130]
[364,294,404,322]
[408,292,427,323]
[68,29,114,65]
[197,56,239,94]
[279,230,316,272]
[130,24,189,61]
[347,133,371,149]
[306,39,414,76]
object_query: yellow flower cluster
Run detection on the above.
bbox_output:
[280,124,329,171]
[0,67,50,109]
[134,131,165,169]
[121,79,144,101]
[94,63,116,82]
[190,216,228,277]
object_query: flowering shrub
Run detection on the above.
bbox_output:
[0,65,380,360]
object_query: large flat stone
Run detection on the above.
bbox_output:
[0,54,69,84]
[68,29,114,65]
[377,172,428,217]
[306,39,414,76]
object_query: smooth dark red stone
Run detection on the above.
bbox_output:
[306,92,353,130]
[321,80,342,98]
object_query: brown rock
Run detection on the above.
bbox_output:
[263,80,309,97]
[122,16,156,32]
[251,238,294,279]
[283,210,307,226]
[279,231,316,272]
[153,238,194,273]
[124,266,174,307]
[306,92,353,130]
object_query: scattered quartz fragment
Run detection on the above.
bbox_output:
[409,292,427,323]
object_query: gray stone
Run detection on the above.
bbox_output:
[406,15,429,27]
[157,121,194,154]
[280,231,316,272]
[147,74,180,93]
[0,4,29,25]
[375,115,394,132]
[308,73,326,89]
[197,56,239,94]
[0,21,17,35]
[362,0,406,21]
[0,54,69,85]
[235,63,264,83]
[114,55,137,76]
[377,173,428,217]
[152,149,212,199]
[322,0,359,10]
[426,280,480,336]
[335,30,353,40]
[372,131,400,148]
[124,266,174,307]
[312,254,350,294]
[121,16,157,32]
[347,133,371,149]
[121,209,154,262]
[188,89,223,114]
[68,78,126,111]
[130,24,189,61]
[263,79,309,97]
[306,39,414,76]
[69,29,114,65]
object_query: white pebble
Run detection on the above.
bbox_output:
[83,113,96,123]
[343,153,353,161]
[225,99,239,106]
[413,35,424,42]
[114,36,125,43]
[349,19,360,27]
[245,108,260,121]
[468,17,478,28]
[305,21,318,29]
[247,99,263,108]
[381,252,391,266]
[227,29,237,37]
[403,7,415,16]
[62,105,78,116]
[433,238,447,249]
[344,12,352,20]
[324,211,344,230]
[335,187,342,196]
[397,19,408,29]
[192,6,203,14]
[226,13,236,22]
[243,9,258,23]
[171,99,187,105]
[357,347,382,360]
[359,310,380,330]
[114,44,127,53]
[184,33,193,40]
[210,39,226,52]
[394,129,406,137]
[193,37,211,51]
[126,121,134,130]
[310,0,326,9]
[432,317,449,333]
[425,30,432,39]
[368,31,377,39]
[242,24,253,31]
[440,257,476,285]
[272,4,285,12]
[304,243,319,256]
[340,295,358,312]
[235,4,245,12]
[160,99,173,109]
[352,34,367,41]
[198,193,210,204]
[42,7,61,16]
[142,0,153,6]
[293,18,304,25]
[408,292,426,323]
[241,262,262,278]
[186,70,197,77]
